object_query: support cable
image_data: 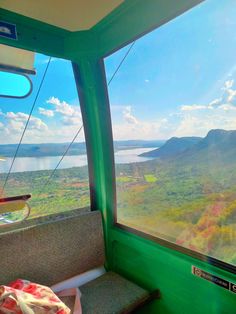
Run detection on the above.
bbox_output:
[37,41,135,192]
[108,41,135,86]
[38,125,83,194]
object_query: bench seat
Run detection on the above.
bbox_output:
[61,271,150,314]
[81,271,150,314]
[0,210,158,313]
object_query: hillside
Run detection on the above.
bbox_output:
[174,129,236,165]
[140,136,201,158]
[116,129,236,265]
[1,129,235,265]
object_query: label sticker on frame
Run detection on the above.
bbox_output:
[0,21,17,40]
[192,266,236,294]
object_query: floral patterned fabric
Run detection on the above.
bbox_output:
[0,279,70,314]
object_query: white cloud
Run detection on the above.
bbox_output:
[0,117,84,145]
[39,107,54,117]
[173,80,236,137]
[208,98,222,108]
[181,80,236,113]
[2,77,236,144]
[30,118,48,131]
[0,111,48,141]
[173,110,236,138]
[223,80,234,90]
[227,88,236,103]
[112,113,170,140]
[0,111,50,144]
[111,105,168,140]
[218,104,236,111]
[5,112,48,131]
[62,116,82,126]
[6,111,28,120]
[122,106,138,124]
[181,105,207,111]
[112,79,236,141]
[7,120,24,132]
[174,115,201,137]
[47,97,81,117]
[0,96,84,143]
[220,79,236,104]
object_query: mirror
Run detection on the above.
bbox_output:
[0,70,33,98]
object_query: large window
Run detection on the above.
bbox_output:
[0,53,90,224]
[105,0,236,267]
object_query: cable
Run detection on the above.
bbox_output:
[1,58,52,196]
[108,41,136,86]
[37,42,135,193]
[38,125,83,194]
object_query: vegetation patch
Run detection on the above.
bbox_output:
[144,174,158,183]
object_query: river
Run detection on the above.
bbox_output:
[0,147,157,173]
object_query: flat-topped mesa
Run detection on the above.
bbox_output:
[203,129,236,145]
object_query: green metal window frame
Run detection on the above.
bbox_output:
[100,49,236,276]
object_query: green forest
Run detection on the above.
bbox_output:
[116,129,236,266]
[0,129,235,267]
[0,166,90,220]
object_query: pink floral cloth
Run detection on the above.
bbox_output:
[0,279,70,314]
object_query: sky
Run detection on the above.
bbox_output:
[1,0,236,144]
[0,56,83,144]
[105,0,236,140]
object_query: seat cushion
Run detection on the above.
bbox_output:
[0,211,105,286]
[79,271,150,314]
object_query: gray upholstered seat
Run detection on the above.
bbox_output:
[0,210,105,285]
[80,271,150,314]
[61,271,150,314]
[0,210,156,313]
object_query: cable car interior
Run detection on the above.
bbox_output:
[0,0,236,313]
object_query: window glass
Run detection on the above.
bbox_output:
[0,53,90,224]
[105,0,236,266]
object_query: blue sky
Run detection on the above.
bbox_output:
[1,0,236,143]
[0,56,83,144]
[105,0,236,140]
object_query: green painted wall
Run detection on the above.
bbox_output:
[109,228,236,314]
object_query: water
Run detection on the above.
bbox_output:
[114,147,156,163]
[0,147,157,174]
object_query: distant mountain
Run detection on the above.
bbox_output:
[194,129,236,150]
[0,140,166,158]
[140,136,202,158]
[0,143,87,158]
[175,129,236,164]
